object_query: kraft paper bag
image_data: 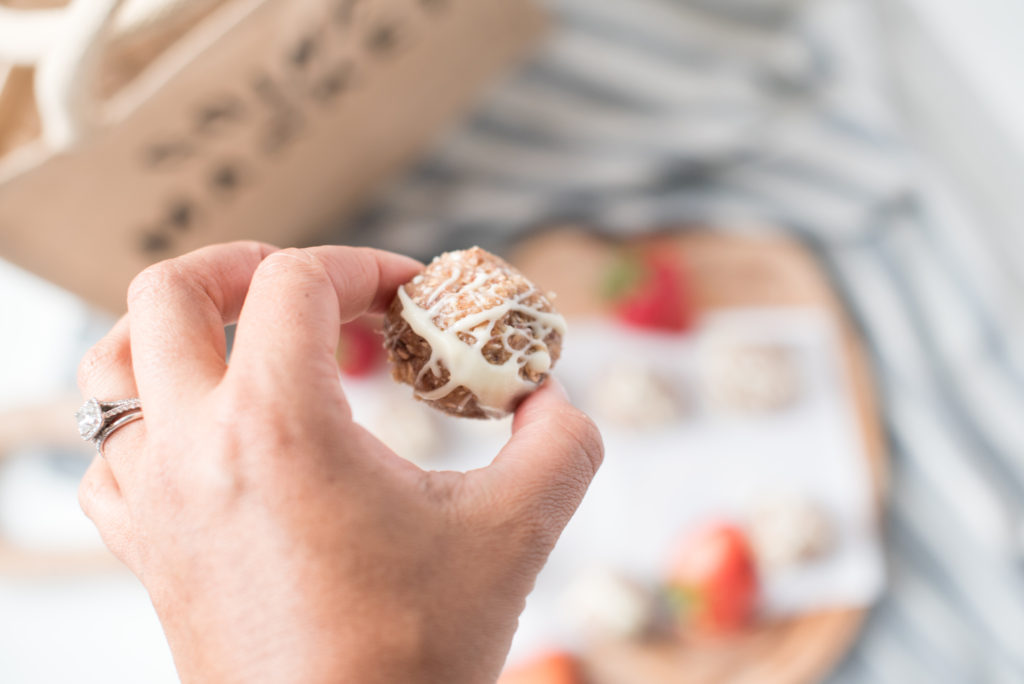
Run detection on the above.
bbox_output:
[0,0,546,311]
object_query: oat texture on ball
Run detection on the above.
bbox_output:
[383,247,567,419]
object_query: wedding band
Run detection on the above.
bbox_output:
[75,397,143,454]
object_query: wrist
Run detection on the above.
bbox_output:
[157,593,439,684]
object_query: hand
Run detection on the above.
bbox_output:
[77,242,603,684]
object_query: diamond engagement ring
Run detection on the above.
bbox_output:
[75,397,143,454]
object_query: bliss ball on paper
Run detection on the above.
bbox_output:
[748,493,833,568]
[703,339,801,412]
[383,247,566,419]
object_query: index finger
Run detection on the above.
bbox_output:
[227,246,422,398]
[127,241,278,418]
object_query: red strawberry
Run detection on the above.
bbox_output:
[498,652,584,684]
[604,249,695,332]
[667,522,758,636]
[337,318,384,377]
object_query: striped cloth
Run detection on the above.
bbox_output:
[343,0,1024,681]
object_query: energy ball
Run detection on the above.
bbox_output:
[561,567,660,641]
[383,247,566,419]
[748,493,833,568]
[703,339,801,412]
[593,362,681,428]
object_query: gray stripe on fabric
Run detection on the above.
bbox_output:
[718,175,875,238]
[889,452,1024,671]
[551,0,794,63]
[816,245,926,378]
[541,26,766,111]
[884,556,982,680]
[469,89,768,161]
[882,209,1024,462]
[873,237,1024,500]
[847,618,930,684]
[758,119,910,197]
[743,158,890,206]
[912,194,1024,392]
[464,108,763,162]
[429,131,668,190]
[728,159,895,224]
[888,384,1019,554]
[828,644,897,684]
[678,0,806,28]
[951,363,1024,472]
[557,3,821,98]
[516,60,666,112]
[889,518,1024,680]
[554,4,721,69]
[820,108,904,149]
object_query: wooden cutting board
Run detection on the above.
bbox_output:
[512,228,888,684]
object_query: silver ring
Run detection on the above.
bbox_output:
[75,397,143,454]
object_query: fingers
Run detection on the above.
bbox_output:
[77,315,146,481]
[471,380,604,552]
[229,246,421,395]
[77,315,136,398]
[79,456,133,565]
[127,241,277,415]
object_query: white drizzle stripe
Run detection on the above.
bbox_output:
[396,254,567,416]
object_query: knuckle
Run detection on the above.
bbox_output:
[77,341,120,393]
[78,472,135,565]
[127,262,186,306]
[77,473,102,520]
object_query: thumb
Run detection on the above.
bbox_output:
[470,379,604,554]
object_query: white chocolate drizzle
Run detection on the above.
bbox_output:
[397,262,567,417]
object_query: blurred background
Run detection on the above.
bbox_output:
[1,0,1023,682]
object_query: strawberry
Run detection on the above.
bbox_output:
[667,522,758,636]
[603,248,695,332]
[498,652,584,684]
[337,317,384,377]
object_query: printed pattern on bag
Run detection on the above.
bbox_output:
[137,0,452,256]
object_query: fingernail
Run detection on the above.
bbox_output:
[267,248,316,265]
